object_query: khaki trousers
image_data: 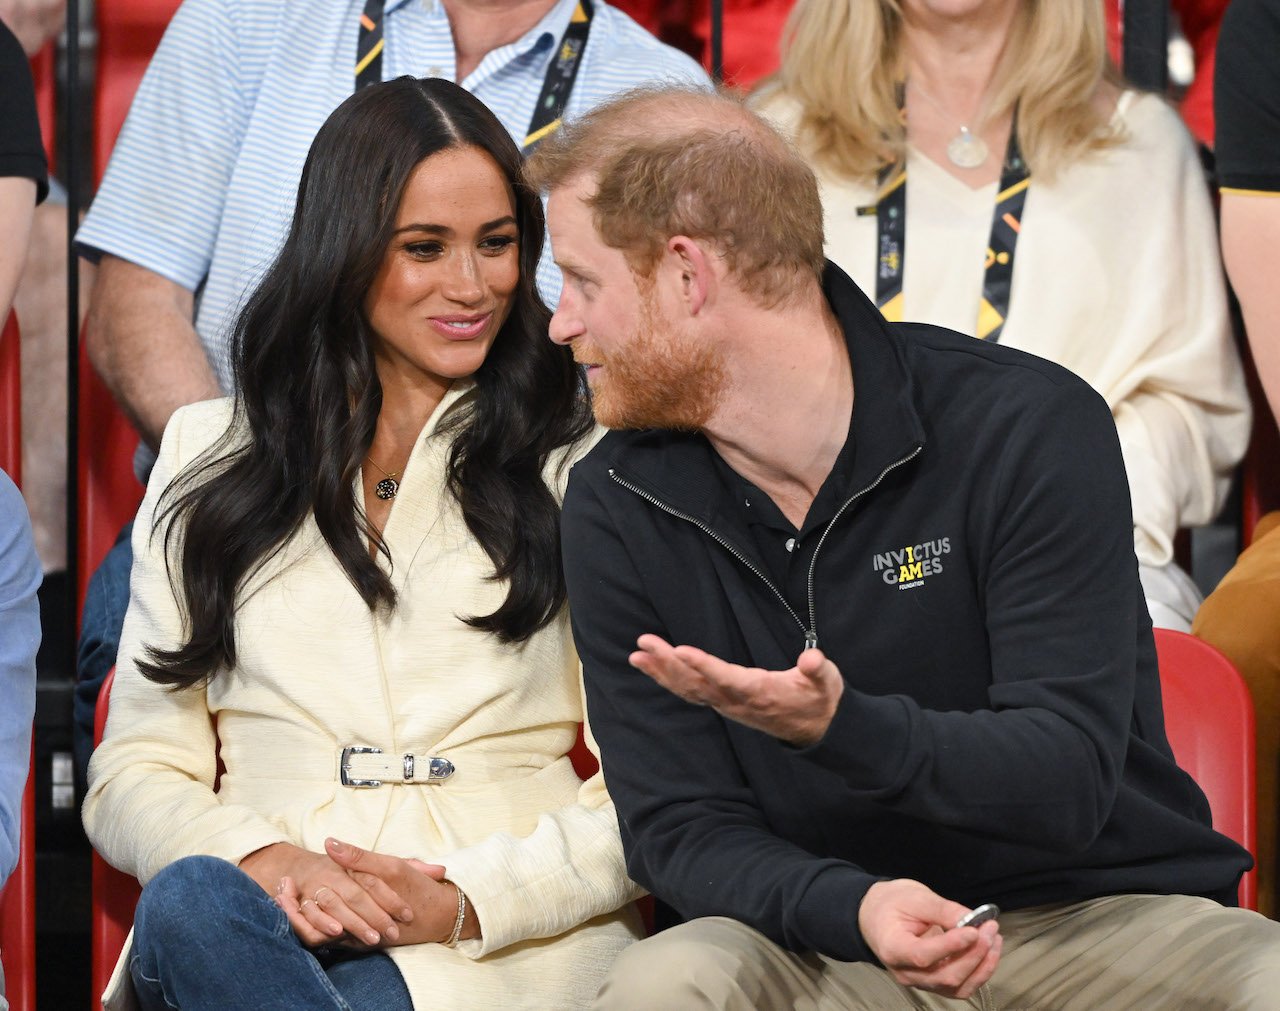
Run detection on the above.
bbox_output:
[1193,513,1280,919]
[594,894,1280,1010]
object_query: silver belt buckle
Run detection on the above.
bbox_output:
[340,745,384,788]
[400,754,456,781]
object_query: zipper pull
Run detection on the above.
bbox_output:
[804,631,819,650]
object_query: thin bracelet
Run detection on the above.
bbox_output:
[444,883,466,947]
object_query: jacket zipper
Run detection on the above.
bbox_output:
[608,443,921,652]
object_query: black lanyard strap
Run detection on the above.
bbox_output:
[874,110,1030,342]
[357,0,386,90]
[356,0,594,153]
[523,0,594,152]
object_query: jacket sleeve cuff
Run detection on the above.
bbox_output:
[792,863,881,963]
[439,804,643,959]
[796,688,913,795]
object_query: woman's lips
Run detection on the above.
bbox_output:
[429,312,492,340]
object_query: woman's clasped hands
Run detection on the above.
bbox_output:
[240,837,468,949]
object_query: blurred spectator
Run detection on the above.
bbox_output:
[756,0,1248,634]
[70,0,707,778]
[0,32,43,971]
[1,0,72,573]
[1192,0,1280,918]
[0,13,45,319]
[0,471,38,884]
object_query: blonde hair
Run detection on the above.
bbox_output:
[774,0,1117,182]
[527,86,826,306]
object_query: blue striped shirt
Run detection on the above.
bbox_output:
[77,0,708,397]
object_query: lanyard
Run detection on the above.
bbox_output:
[873,112,1030,342]
[523,0,594,152]
[355,0,595,154]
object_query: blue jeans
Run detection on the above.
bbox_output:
[73,522,133,781]
[130,856,413,1011]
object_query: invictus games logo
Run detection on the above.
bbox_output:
[873,537,951,590]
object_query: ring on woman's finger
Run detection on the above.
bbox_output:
[299,898,315,912]
[313,886,334,908]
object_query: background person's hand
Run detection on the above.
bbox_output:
[858,879,1002,1000]
[629,636,844,746]
[239,841,413,948]
[324,837,480,945]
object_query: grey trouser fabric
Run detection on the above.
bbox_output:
[594,894,1280,1010]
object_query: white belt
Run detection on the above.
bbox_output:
[338,746,455,788]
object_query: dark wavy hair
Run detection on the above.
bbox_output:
[140,77,593,688]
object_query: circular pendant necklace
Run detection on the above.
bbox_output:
[366,456,401,500]
[909,79,990,169]
[946,127,989,169]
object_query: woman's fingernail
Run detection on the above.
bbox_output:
[400,907,413,923]
[327,839,347,856]
[326,921,342,936]
[365,930,379,944]
[386,925,399,941]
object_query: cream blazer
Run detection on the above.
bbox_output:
[758,89,1250,570]
[82,389,641,1010]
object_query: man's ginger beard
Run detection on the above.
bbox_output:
[577,285,726,431]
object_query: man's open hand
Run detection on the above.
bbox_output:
[858,879,1003,999]
[629,635,843,746]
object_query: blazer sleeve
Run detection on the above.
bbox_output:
[439,428,639,958]
[435,675,644,958]
[81,401,291,884]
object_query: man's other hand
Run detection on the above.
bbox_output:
[858,879,1003,1000]
[629,635,843,746]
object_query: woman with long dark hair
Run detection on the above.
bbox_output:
[82,77,639,1010]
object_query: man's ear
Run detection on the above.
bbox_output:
[665,235,716,316]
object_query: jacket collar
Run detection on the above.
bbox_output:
[605,262,926,525]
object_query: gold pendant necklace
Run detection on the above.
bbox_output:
[366,456,401,500]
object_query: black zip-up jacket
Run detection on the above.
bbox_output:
[563,264,1250,964]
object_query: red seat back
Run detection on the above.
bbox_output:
[0,750,36,1011]
[0,311,36,1011]
[94,0,184,185]
[76,332,143,625]
[1,313,19,484]
[1155,629,1258,909]
[91,669,143,1011]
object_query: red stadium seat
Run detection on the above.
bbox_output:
[90,669,141,1011]
[0,750,37,1011]
[1154,628,1258,909]
[1,312,20,483]
[94,0,183,185]
[0,311,36,1011]
[76,331,143,626]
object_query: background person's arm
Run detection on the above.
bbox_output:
[85,255,217,451]
[0,176,35,321]
[1221,195,1280,427]
[0,0,64,56]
